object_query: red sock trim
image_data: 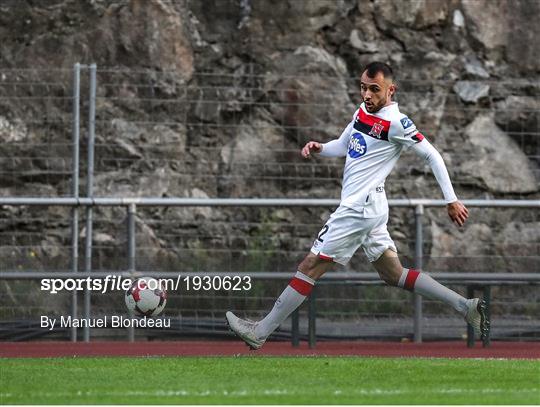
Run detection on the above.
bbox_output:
[404,268,420,291]
[289,277,314,296]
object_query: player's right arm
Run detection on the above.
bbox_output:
[301,141,323,158]
[301,113,355,159]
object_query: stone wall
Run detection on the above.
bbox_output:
[0,0,538,275]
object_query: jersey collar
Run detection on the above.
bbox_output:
[361,101,398,115]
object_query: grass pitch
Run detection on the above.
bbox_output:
[1,356,538,404]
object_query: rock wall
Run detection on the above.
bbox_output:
[0,0,538,274]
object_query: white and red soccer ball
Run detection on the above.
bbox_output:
[125,277,167,317]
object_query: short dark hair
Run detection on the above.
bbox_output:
[364,62,393,80]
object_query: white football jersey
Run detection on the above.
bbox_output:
[320,102,425,217]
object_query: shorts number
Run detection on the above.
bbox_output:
[317,225,329,242]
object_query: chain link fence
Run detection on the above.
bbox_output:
[0,66,538,342]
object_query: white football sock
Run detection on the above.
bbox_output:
[398,268,468,315]
[255,271,315,339]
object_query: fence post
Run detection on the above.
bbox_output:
[308,287,317,349]
[467,285,475,347]
[83,63,97,342]
[482,286,491,347]
[127,203,136,342]
[291,309,299,347]
[70,63,81,342]
[414,204,424,343]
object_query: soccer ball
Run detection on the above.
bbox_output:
[125,277,167,317]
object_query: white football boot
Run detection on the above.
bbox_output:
[464,298,490,341]
[225,311,266,350]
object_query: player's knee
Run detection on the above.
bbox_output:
[373,248,402,286]
[377,268,400,286]
[298,255,318,274]
[298,253,330,280]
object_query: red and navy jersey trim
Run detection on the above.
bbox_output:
[412,132,425,143]
[353,109,391,141]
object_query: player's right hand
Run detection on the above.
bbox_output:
[301,141,322,158]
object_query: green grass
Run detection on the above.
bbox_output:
[1,356,539,404]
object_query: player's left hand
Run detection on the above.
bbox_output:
[447,201,469,227]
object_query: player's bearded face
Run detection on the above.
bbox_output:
[360,71,395,113]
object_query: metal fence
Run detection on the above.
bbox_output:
[2,65,539,199]
[1,197,539,344]
[0,65,539,344]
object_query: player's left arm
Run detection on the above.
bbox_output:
[390,116,468,226]
[411,139,469,227]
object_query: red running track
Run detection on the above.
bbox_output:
[1,340,539,359]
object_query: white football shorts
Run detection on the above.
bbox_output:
[310,205,396,264]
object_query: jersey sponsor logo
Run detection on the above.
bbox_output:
[348,133,367,158]
[400,117,414,129]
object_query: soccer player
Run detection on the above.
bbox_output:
[226,62,489,349]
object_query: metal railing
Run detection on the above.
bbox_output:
[1,197,538,343]
[2,268,539,346]
[301,271,540,348]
